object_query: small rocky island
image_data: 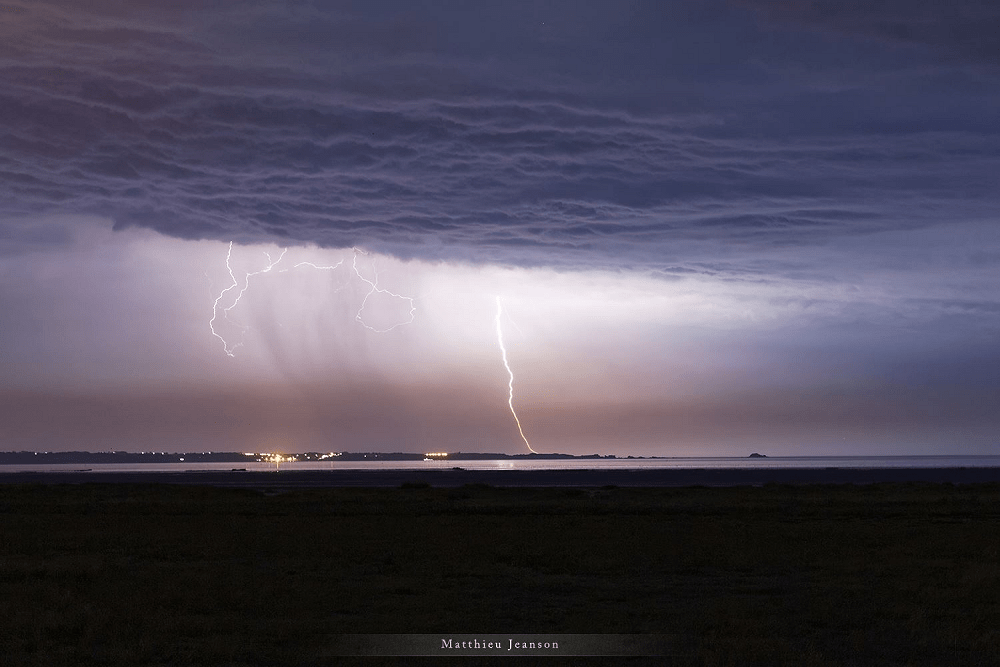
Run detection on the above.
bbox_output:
[748,452,767,458]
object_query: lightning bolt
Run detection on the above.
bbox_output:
[210,245,538,455]
[209,243,416,357]
[351,249,417,333]
[209,242,288,357]
[495,296,538,454]
[286,259,345,273]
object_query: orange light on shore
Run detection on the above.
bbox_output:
[263,453,297,470]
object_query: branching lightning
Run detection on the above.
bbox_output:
[209,242,415,356]
[351,249,416,332]
[496,296,538,454]
[209,242,288,357]
[210,244,538,455]
[286,259,344,273]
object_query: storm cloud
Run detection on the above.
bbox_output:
[2,0,998,273]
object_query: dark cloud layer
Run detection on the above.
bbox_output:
[737,0,1000,64]
[2,0,998,272]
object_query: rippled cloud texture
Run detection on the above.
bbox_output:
[2,1,999,454]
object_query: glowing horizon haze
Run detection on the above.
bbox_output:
[2,219,999,456]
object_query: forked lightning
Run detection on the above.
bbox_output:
[209,243,415,356]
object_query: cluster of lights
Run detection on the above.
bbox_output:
[257,453,297,470]
[424,452,449,458]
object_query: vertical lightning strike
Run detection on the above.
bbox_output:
[209,242,240,356]
[352,248,416,332]
[495,297,538,454]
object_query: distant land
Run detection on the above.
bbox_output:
[0,451,649,465]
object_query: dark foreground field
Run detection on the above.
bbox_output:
[1,482,998,666]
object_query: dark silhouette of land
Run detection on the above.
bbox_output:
[3,465,1000,489]
[0,450,621,464]
[1,481,998,665]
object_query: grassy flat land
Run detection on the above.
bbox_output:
[1,482,998,665]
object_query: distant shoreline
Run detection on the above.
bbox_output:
[2,466,1000,488]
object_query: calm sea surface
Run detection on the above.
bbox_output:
[2,455,999,474]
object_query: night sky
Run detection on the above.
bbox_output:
[2,1,1000,456]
